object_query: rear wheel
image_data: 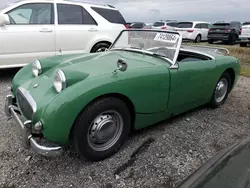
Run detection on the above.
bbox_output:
[240,42,247,47]
[208,39,213,44]
[91,42,110,53]
[209,72,232,108]
[228,34,237,45]
[71,97,131,161]
[194,34,202,43]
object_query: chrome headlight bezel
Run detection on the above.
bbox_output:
[32,59,42,77]
[53,69,66,93]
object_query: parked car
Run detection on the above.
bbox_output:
[128,22,146,29]
[0,0,127,69]
[207,21,242,45]
[151,20,178,30]
[175,21,212,43]
[5,29,240,161]
[238,22,250,47]
[175,137,250,188]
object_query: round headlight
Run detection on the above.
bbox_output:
[32,59,42,77]
[53,69,66,93]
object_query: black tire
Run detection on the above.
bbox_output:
[209,72,232,108]
[90,42,110,53]
[239,43,247,47]
[194,35,202,43]
[228,34,237,45]
[71,97,131,161]
[208,39,213,44]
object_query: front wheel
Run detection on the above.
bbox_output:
[209,72,232,108]
[71,97,131,161]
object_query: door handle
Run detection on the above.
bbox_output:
[39,28,53,32]
[88,28,98,32]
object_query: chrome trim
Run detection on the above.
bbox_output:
[4,95,63,157]
[16,87,37,118]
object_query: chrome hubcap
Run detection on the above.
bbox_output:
[96,47,108,53]
[215,78,228,103]
[88,110,123,151]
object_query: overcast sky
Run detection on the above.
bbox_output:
[0,0,249,23]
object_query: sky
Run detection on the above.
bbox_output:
[0,0,249,23]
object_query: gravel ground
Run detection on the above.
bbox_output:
[0,69,250,188]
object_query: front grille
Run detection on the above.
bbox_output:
[16,88,36,120]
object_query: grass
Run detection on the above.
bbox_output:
[192,42,250,77]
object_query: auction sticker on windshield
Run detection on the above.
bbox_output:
[154,32,179,43]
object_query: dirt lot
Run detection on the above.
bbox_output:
[0,69,250,188]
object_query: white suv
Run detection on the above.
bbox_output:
[239,22,250,47]
[0,0,127,69]
[175,21,212,43]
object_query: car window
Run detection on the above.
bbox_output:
[201,23,209,29]
[194,23,201,28]
[243,22,250,26]
[167,22,178,27]
[177,22,193,28]
[6,3,53,24]
[57,4,97,25]
[153,22,165,27]
[91,7,126,24]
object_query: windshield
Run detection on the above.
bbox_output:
[212,23,230,28]
[153,22,165,27]
[177,22,193,28]
[110,30,182,64]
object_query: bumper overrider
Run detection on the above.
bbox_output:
[4,87,63,157]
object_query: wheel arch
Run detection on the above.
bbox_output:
[69,92,136,142]
[90,41,112,53]
[223,68,235,91]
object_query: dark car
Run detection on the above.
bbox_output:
[208,21,242,45]
[174,137,250,188]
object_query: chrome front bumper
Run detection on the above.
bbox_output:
[5,94,63,157]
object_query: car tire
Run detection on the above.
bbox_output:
[194,35,202,43]
[91,42,110,53]
[208,39,213,44]
[240,43,247,47]
[71,97,131,161]
[209,72,232,108]
[228,35,237,45]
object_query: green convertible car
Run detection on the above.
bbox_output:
[5,29,240,161]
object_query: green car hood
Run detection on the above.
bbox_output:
[40,50,160,78]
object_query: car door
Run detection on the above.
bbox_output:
[0,2,55,68]
[55,3,98,55]
[201,23,209,40]
[194,23,202,39]
[168,57,216,115]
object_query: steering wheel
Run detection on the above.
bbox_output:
[8,15,16,24]
[155,47,171,57]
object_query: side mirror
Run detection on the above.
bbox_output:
[112,58,128,75]
[0,14,10,26]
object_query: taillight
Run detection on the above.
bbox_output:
[124,24,129,29]
[161,26,167,29]
[187,30,194,32]
[239,28,242,35]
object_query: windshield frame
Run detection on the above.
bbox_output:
[109,29,182,66]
